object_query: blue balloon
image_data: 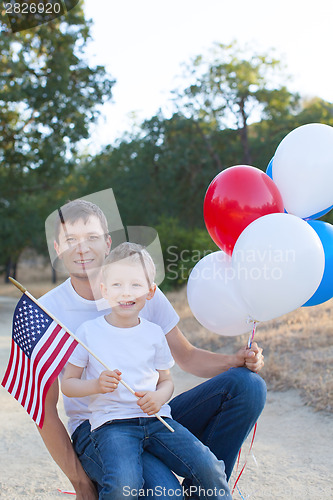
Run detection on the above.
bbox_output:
[266,157,274,179]
[302,220,333,307]
[304,203,333,221]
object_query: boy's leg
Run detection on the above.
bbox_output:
[142,452,184,499]
[145,418,232,500]
[90,419,144,500]
[72,419,182,499]
[169,367,267,480]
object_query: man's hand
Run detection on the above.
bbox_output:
[135,390,165,415]
[97,369,122,393]
[75,479,98,500]
[235,342,264,373]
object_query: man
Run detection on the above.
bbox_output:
[38,198,265,499]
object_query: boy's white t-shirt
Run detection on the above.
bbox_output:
[39,278,179,435]
[69,316,174,431]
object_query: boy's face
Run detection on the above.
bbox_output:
[101,259,156,318]
[54,215,111,279]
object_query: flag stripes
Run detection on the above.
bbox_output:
[1,294,77,428]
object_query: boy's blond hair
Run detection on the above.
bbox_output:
[102,242,156,286]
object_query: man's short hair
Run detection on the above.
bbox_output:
[54,199,109,242]
[102,242,156,286]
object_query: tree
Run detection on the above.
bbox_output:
[174,41,300,164]
[0,5,115,280]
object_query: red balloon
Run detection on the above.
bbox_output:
[204,165,284,255]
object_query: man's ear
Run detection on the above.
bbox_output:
[105,235,112,257]
[54,240,62,259]
[147,283,157,301]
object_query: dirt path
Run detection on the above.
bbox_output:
[1,297,332,499]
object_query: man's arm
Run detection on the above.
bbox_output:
[37,379,98,500]
[166,326,264,378]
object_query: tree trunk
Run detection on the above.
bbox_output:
[5,258,16,282]
[239,100,252,164]
[52,266,57,284]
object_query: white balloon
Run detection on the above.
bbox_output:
[273,123,333,219]
[187,251,252,336]
[232,213,325,322]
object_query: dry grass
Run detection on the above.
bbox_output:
[1,261,332,414]
[167,287,333,414]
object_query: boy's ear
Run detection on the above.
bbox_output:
[147,283,157,301]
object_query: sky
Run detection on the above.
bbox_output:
[82,0,333,150]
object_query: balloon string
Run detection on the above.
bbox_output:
[236,484,247,499]
[248,321,257,349]
[231,422,258,495]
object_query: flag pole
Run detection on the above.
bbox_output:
[8,278,174,433]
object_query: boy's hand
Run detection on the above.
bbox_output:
[135,390,165,415]
[97,369,122,394]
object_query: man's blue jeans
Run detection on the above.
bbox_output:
[71,367,266,498]
[90,417,231,500]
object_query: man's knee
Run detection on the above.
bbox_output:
[219,367,267,412]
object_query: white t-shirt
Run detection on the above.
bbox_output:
[39,278,179,434]
[69,316,174,430]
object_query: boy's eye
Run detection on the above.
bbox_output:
[133,283,142,287]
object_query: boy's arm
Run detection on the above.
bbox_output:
[37,379,98,500]
[61,362,122,397]
[135,369,174,416]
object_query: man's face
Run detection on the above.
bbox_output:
[54,216,111,279]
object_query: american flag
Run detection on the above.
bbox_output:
[1,294,77,428]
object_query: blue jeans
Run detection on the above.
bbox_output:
[72,367,266,497]
[90,417,231,500]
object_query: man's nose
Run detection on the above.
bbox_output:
[75,239,90,253]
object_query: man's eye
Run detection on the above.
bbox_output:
[133,283,142,287]
[89,235,100,241]
[66,238,76,243]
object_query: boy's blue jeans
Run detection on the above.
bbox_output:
[90,417,231,500]
[71,367,266,499]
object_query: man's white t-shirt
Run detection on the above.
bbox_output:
[69,316,174,431]
[39,278,179,435]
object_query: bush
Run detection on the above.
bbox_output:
[155,216,218,291]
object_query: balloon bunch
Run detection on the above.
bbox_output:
[187,123,333,338]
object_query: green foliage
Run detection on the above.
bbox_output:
[2,27,333,289]
[155,216,218,291]
[0,4,115,278]
[174,41,300,164]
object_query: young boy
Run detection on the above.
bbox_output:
[62,242,232,500]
